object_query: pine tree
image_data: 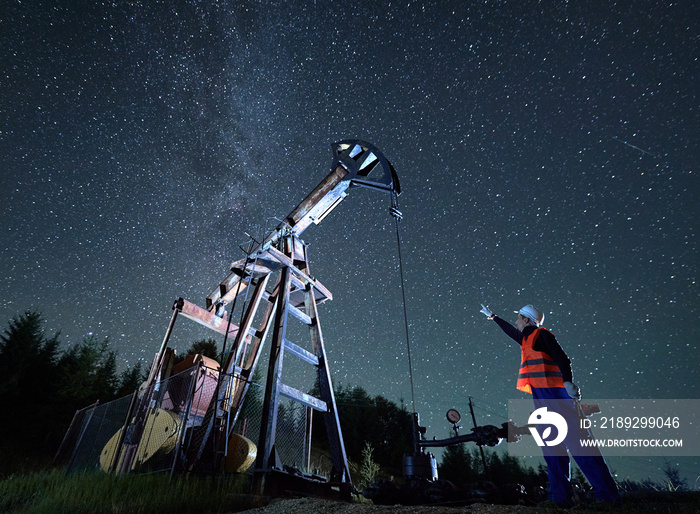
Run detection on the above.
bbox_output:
[0,311,61,406]
[116,361,145,398]
[93,339,119,400]
[0,311,62,462]
[173,338,220,366]
[57,334,119,407]
[187,338,219,361]
[440,443,476,485]
[661,460,687,491]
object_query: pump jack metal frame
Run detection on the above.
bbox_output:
[139,140,399,498]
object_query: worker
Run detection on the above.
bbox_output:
[480,303,620,508]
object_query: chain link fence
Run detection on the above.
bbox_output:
[57,364,311,477]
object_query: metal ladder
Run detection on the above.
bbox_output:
[254,233,350,491]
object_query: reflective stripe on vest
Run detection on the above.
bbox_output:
[516,327,565,394]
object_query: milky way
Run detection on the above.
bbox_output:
[2,1,697,483]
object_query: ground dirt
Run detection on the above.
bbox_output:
[238,491,700,514]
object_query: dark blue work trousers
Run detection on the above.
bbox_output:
[531,387,620,505]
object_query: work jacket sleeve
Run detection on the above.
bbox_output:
[493,315,523,345]
[535,330,573,383]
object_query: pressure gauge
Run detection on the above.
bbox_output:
[446,409,461,424]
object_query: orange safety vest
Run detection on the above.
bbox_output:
[516,327,565,394]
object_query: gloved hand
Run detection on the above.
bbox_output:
[564,381,581,400]
[480,304,494,319]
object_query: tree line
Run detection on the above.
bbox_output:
[0,312,146,475]
[0,311,686,493]
[0,310,474,481]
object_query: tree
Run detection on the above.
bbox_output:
[173,338,220,365]
[314,385,413,476]
[94,343,119,400]
[486,451,531,485]
[358,442,380,489]
[0,312,61,437]
[661,460,687,491]
[57,335,119,407]
[116,361,145,398]
[0,311,61,404]
[440,443,477,485]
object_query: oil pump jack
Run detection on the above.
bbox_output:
[105,140,400,498]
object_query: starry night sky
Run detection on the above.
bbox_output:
[2,1,698,483]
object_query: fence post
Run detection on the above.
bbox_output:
[108,391,139,474]
[66,400,99,473]
[170,364,200,479]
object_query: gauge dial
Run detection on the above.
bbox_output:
[446,408,461,424]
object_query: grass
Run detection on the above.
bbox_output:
[0,469,265,514]
[2,469,698,513]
